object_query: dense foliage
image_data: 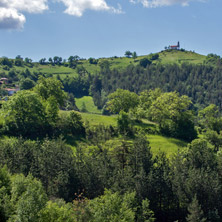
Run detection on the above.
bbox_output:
[1,53,222,221]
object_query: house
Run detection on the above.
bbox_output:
[166,41,180,50]
[0,78,8,85]
[5,87,20,96]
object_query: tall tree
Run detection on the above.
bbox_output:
[186,196,206,222]
[107,89,139,113]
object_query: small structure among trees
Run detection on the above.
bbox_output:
[165,41,180,50]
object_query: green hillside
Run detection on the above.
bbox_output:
[0,50,208,79]
[158,50,206,64]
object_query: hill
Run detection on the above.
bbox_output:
[0,50,208,79]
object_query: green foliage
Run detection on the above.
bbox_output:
[125,51,133,58]
[34,76,67,107]
[186,195,207,222]
[137,89,162,119]
[198,104,222,133]
[1,90,48,138]
[56,111,85,137]
[0,166,11,221]
[139,58,151,68]
[20,78,35,90]
[149,91,197,141]
[37,138,79,200]
[39,200,76,222]
[0,138,79,201]
[86,189,136,222]
[117,111,133,136]
[107,89,139,114]
[204,130,222,152]
[88,57,98,65]
[9,174,47,222]
[132,52,137,60]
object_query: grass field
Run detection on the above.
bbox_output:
[158,50,206,65]
[147,135,187,157]
[75,96,102,114]
[80,112,118,126]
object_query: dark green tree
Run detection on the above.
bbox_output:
[125,51,133,58]
[186,196,206,222]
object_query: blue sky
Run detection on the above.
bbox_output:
[0,0,221,61]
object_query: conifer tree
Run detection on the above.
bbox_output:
[186,195,206,222]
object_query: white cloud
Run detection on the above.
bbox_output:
[0,7,25,29]
[58,0,122,17]
[0,0,48,30]
[130,0,206,7]
[0,0,48,13]
[0,0,123,29]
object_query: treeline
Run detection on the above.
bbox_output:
[91,62,222,110]
[1,81,222,220]
[1,134,222,221]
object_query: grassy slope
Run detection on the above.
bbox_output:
[78,112,187,156]
[75,96,102,114]
[0,50,207,78]
[147,135,187,158]
[158,50,206,65]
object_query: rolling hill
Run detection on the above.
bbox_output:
[0,50,209,79]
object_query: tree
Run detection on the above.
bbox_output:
[0,166,11,222]
[117,111,132,136]
[139,58,151,68]
[125,51,133,58]
[99,60,110,72]
[137,199,155,222]
[137,89,162,119]
[34,77,67,107]
[107,89,139,114]
[9,174,47,222]
[186,196,206,222]
[37,138,79,200]
[68,56,79,68]
[132,51,137,60]
[48,57,53,64]
[1,57,13,68]
[1,90,48,138]
[53,56,62,65]
[198,104,222,133]
[149,91,197,141]
[20,78,35,90]
[39,200,76,222]
[204,130,222,152]
[85,190,136,221]
[39,58,47,65]
[88,57,97,64]
[24,57,32,64]
[14,56,23,66]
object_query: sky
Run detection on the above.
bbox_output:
[0,0,221,61]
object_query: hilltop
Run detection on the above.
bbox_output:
[0,50,210,79]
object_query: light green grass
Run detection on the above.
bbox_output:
[158,50,206,65]
[80,113,118,126]
[75,96,102,114]
[147,135,187,158]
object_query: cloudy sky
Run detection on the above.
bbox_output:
[0,0,221,60]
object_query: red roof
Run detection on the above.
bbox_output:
[5,88,17,91]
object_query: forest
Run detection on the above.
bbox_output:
[1,52,222,221]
